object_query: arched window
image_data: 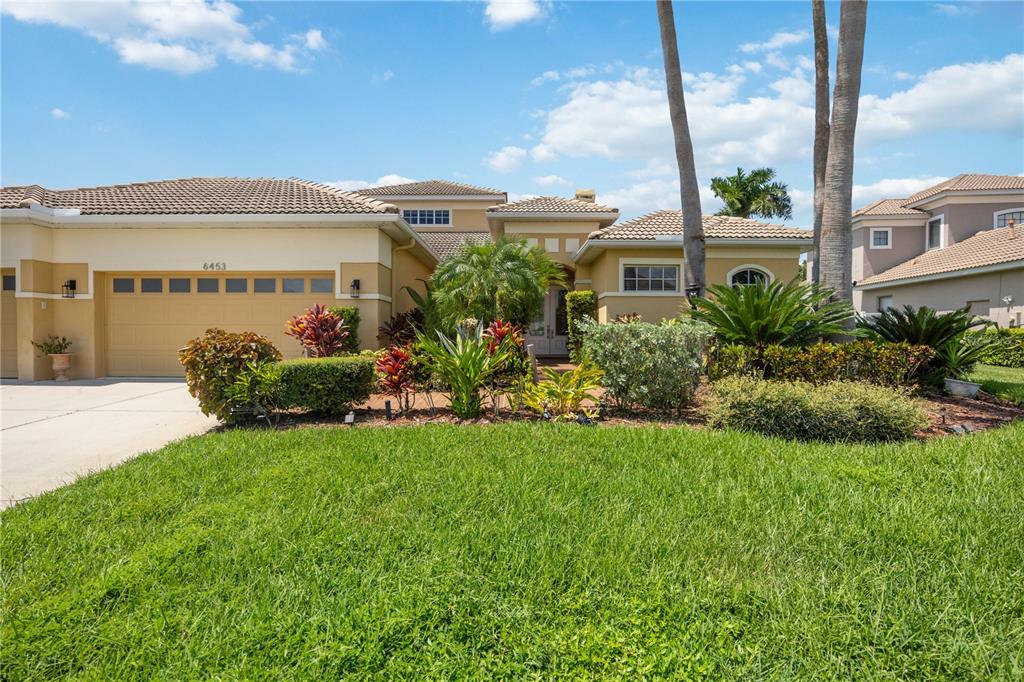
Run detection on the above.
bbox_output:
[994,208,1024,228]
[728,266,771,287]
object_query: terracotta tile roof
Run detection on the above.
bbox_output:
[418,231,492,260]
[0,177,397,215]
[355,179,505,197]
[588,210,811,241]
[852,174,1024,217]
[487,195,618,214]
[852,199,927,217]
[858,225,1024,286]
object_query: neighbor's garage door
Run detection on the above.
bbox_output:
[1,270,17,378]
[105,272,338,376]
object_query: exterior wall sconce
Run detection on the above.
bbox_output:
[61,279,77,299]
[350,278,361,298]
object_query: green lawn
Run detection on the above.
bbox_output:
[3,424,1023,679]
[970,364,1024,405]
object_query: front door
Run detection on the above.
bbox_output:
[526,286,569,357]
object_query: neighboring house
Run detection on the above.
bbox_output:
[850,174,1024,326]
[0,177,809,380]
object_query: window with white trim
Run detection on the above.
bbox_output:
[926,217,942,249]
[995,209,1024,227]
[870,228,891,249]
[402,209,451,226]
[622,265,679,292]
[878,295,893,312]
[729,268,768,287]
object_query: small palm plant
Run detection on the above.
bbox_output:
[417,323,515,419]
[857,305,987,347]
[520,362,604,422]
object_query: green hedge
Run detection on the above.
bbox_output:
[565,291,597,363]
[327,306,361,353]
[276,356,374,415]
[710,341,934,387]
[705,377,928,443]
[969,328,1024,368]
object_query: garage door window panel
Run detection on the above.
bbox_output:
[141,278,163,293]
[254,278,276,293]
[282,278,305,294]
[197,278,219,293]
[169,278,191,293]
[226,278,248,293]
[3,275,15,291]
[311,277,333,294]
[113,278,135,293]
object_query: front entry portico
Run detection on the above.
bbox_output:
[525,285,569,357]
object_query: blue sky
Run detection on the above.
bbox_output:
[2,1,1022,224]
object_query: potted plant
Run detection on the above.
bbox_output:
[31,335,73,381]
[937,336,990,398]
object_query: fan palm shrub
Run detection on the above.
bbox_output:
[692,279,854,363]
[430,238,565,329]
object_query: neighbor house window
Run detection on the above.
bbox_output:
[282,278,305,293]
[2,274,15,291]
[169,278,191,293]
[225,278,247,293]
[623,265,679,292]
[254,278,276,293]
[995,209,1024,227]
[402,209,451,226]
[927,217,943,249]
[113,278,134,293]
[870,228,891,249]
[197,278,219,293]
[565,238,580,253]
[729,268,769,287]
[141,278,163,293]
[310,277,333,294]
[545,238,559,253]
[878,295,893,311]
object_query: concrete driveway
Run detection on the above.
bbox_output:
[1,379,217,508]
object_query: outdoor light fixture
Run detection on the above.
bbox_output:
[61,279,76,299]
[350,278,361,298]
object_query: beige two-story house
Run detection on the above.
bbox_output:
[851,174,1024,326]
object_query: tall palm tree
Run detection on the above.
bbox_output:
[710,167,794,220]
[657,0,705,295]
[818,0,868,307]
[811,0,830,282]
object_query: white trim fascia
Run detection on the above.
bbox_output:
[869,227,893,250]
[15,291,95,300]
[618,257,685,294]
[573,279,592,285]
[925,214,946,250]
[907,189,1024,210]
[334,293,392,302]
[367,194,507,202]
[0,208,403,226]
[726,263,775,286]
[993,207,1024,227]
[571,237,810,263]
[854,259,1024,290]
[706,238,812,248]
[852,214,927,229]
[486,211,619,221]
[597,291,687,300]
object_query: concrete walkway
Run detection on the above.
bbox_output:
[1,379,216,508]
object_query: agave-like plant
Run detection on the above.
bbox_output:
[934,335,995,381]
[857,305,989,348]
[416,323,515,419]
[692,279,855,358]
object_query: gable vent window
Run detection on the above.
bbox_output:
[403,209,451,226]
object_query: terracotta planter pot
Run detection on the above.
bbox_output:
[50,353,72,381]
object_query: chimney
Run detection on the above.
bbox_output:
[1009,218,1017,239]
[574,188,596,203]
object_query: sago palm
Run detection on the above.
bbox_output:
[710,167,793,220]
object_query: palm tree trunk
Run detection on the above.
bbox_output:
[657,0,705,295]
[818,0,867,307]
[811,0,830,283]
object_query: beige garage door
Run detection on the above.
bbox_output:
[105,272,339,376]
[1,270,17,378]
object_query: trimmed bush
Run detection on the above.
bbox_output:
[179,328,282,421]
[565,290,597,363]
[710,340,934,387]
[970,328,1024,368]
[328,306,362,353]
[705,377,928,443]
[276,356,375,416]
[581,320,714,412]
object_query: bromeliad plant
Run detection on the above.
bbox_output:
[375,344,416,412]
[520,362,604,422]
[417,322,516,419]
[285,303,350,358]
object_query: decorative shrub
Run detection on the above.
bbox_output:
[276,356,375,416]
[375,345,415,412]
[378,309,424,346]
[565,291,597,363]
[285,304,349,358]
[327,306,361,352]
[710,341,934,387]
[31,335,72,356]
[704,377,928,443]
[179,328,281,421]
[970,327,1024,368]
[581,320,714,413]
[417,323,516,419]
[520,362,603,421]
[224,361,282,421]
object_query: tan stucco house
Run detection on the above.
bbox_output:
[850,174,1024,326]
[1,177,810,380]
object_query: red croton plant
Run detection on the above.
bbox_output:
[482,319,523,355]
[285,304,349,357]
[375,344,415,412]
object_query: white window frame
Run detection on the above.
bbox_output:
[877,294,893,312]
[402,208,452,227]
[726,264,774,287]
[993,207,1024,228]
[925,214,945,250]
[618,257,684,295]
[869,227,892,250]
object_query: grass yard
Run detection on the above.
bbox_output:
[970,364,1024,405]
[3,424,1023,679]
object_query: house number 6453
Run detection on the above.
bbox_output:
[203,262,227,271]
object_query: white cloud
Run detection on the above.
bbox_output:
[371,69,395,83]
[740,29,809,53]
[50,107,71,120]
[507,192,539,203]
[304,29,326,50]
[601,177,721,218]
[532,174,569,186]
[1,0,324,74]
[530,143,557,162]
[485,0,545,31]
[892,70,914,81]
[531,69,560,86]
[325,174,417,191]
[487,146,528,172]
[764,52,790,70]
[933,3,977,17]
[850,176,949,208]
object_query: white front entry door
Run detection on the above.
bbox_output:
[526,286,569,357]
